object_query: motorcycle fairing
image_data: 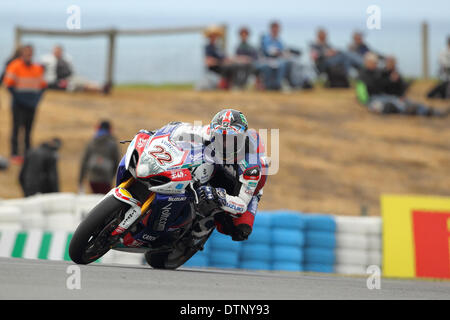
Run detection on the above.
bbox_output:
[131,192,195,244]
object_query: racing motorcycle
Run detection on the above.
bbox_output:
[69,124,216,269]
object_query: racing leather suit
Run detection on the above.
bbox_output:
[170,122,268,240]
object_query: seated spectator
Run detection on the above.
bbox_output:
[236,27,259,62]
[348,31,371,57]
[258,21,289,90]
[381,56,411,97]
[203,25,236,89]
[79,120,121,195]
[40,45,110,94]
[233,27,259,88]
[19,138,61,197]
[356,53,447,117]
[427,36,450,99]
[310,28,363,87]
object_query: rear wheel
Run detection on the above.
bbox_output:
[69,195,130,264]
[144,229,214,270]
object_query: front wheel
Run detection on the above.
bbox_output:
[69,195,130,264]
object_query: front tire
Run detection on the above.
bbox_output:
[69,195,129,264]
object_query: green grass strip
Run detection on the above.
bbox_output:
[38,232,53,260]
[63,233,73,261]
[11,232,27,258]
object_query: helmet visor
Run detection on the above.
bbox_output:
[211,131,246,163]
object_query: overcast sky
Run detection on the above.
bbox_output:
[1,0,449,24]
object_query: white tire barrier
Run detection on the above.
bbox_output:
[0,194,385,274]
[334,216,382,274]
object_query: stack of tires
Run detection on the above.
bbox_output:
[41,193,77,230]
[303,214,337,273]
[207,231,242,269]
[239,213,273,271]
[270,212,305,272]
[0,205,22,229]
[334,216,382,274]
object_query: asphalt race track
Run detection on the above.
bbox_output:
[0,258,449,300]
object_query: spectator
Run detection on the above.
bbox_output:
[233,27,259,88]
[0,157,8,171]
[204,25,236,89]
[79,120,121,195]
[438,36,450,81]
[427,36,450,99]
[259,21,289,90]
[310,28,363,87]
[0,46,22,84]
[236,27,259,61]
[348,31,371,57]
[381,56,410,97]
[40,45,110,94]
[40,45,73,90]
[356,52,447,116]
[2,44,47,164]
[19,138,61,197]
[0,47,21,169]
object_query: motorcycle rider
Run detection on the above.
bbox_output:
[170,109,268,242]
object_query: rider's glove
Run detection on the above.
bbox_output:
[231,224,252,241]
[196,186,226,215]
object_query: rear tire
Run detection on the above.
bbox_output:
[144,229,214,270]
[69,195,129,264]
[145,251,172,269]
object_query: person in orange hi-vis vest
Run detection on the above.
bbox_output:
[2,44,47,164]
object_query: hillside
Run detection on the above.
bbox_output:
[0,81,449,216]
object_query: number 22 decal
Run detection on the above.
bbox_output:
[149,145,173,165]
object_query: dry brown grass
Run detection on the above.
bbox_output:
[1,81,449,216]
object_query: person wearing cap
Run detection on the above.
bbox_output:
[204,25,237,89]
[2,44,47,164]
[78,120,121,194]
[19,138,62,197]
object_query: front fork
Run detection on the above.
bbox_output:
[108,177,155,236]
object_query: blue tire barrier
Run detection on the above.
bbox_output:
[209,232,241,253]
[240,244,272,262]
[271,229,305,247]
[184,254,208,267]
[246,227,271,245]
[253,213,272,228]
[304,231,336,249]
[304,248,336,265]
[271,212,305,230]
[304,263,335,273]
[200,241,212,254]
[304,214,336,232]
[272,261,304,272]
[209,250,240,266]
[239,260,272,271]
[272,246,304,264]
